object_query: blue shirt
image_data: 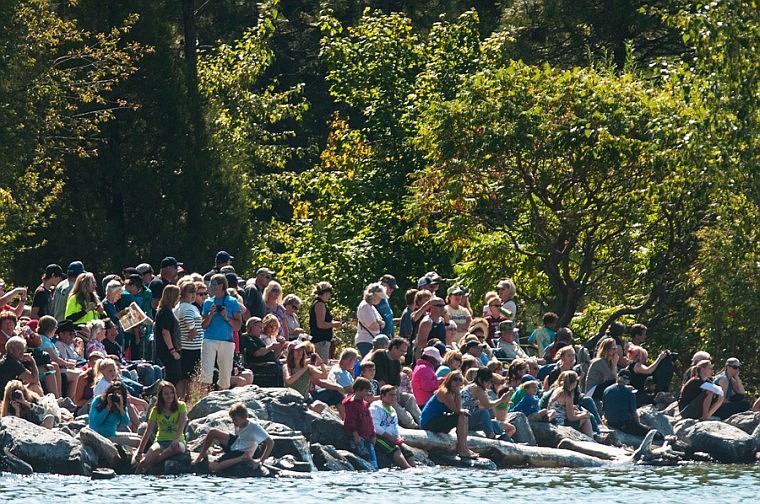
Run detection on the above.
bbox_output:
[512,394,541,416]
[202,295,240,341]
[375,298,394,337]
[88,395,130,437]
[602,383,637,422]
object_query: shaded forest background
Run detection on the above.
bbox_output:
[1,0,758,383]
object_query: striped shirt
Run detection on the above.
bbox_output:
[174,302,203,350]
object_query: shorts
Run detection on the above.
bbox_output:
[375,438,414,460]
[216,450,246,463]
[421,412,460,433]
[157,439,186,449]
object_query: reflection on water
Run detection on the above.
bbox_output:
[1,464,758,503]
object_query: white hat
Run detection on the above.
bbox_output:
[422,346,443,364]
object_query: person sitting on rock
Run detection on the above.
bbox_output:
[358,361,380,401]
[87,380,140,447]
[511,378,554,422]
[460,367,515,440]
[369,384,415,469]
[1,380,55,428]
[548,370,596,439]
[419,370,479,459]
[713,358,752,420]
[342,377,376,460]
[192,402,273,473]
[134,381,188,473]
[602,369,650,437]
[679,360,724,421]
[0,336,42,397]
[625,344,674,399]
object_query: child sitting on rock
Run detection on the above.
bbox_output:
[342,377,376,461]
[370,385,416,469]
[191,402,274,472]
[511,379,554,422]
[359,361,380,401]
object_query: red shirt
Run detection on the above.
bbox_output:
[342,394,374,440]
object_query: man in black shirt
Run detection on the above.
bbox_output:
[149,256,182,311]
[243,267,274,319]
[30,264,64,320]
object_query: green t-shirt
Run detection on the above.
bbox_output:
[149,401,187,443]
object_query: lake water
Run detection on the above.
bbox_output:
[1,464,757,503]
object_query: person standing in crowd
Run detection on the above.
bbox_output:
[244,267,274,319]
[120,274,153,360]
[51,261,84,322]
[445,286,471,344]
[528,312,559,358]
[203,250,234,283]
[200,274,241,391]
[417,271,441,293]
[65,272,104,324]
[154,285,182,386]
[30,264,64,319]
[416,297,447,359]
[150,257,182,311]
[376,274,397,338]
[355,283,387,358]
[102,280,127,349]
[308,282,341,363]
[175,282,203,400]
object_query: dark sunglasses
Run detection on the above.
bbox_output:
[729,365,741,370]
[451,376,464,382]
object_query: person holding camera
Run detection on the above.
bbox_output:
[88,380,140,447]
[200,274,242,391]
[1,380,54,428]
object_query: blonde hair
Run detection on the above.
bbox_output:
[263,281,283,305]
[94,357,117,383]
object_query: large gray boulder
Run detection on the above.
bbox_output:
[0,416,95,475]
[724,411,760,435]
[310,443,354,471]
[638,405,674,435]
[188,386,320,436]
[674,419,755,463]
[529,421,593,448]
[507,412,537,445]
[309,411,351,450]
[78,427,125,471]
[186,410,315,471]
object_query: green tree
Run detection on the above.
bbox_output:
[410,57,707,328]
[0,0,145,279]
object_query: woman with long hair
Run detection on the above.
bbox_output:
[88,380,140,447]
[174,282,203,400]
[585,337,619,400]
[679,360,725,420]
[460,367,515,440]
[65,272,104,324]
[154,285,182,385]
[548,370,594,437]
[1,380,55,428]
[133,381,188,473]
[282,340,344,414]
[419,370,479,459]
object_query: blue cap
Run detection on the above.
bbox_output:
[67,261,85,275]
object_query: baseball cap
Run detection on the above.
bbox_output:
[256,267,275,277]
[67,261,85,275]
[379,274,398,290]
[135,263,153,275]
[617,369,632,381]
[159,256,181,269]
[215,250,234,263]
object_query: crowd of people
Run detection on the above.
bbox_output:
[0,255,759,472]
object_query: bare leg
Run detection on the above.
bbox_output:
[456,414,478,458]
[193,429,230,464]
[176,379,188,401]
[392,449,412,469]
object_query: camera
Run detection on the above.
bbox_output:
[108,392,121,403]
[12,389,23,401]
[310,354,317,364]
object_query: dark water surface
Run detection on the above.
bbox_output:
[1,464,757,503]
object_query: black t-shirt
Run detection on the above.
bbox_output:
[154,306,180,354]
[240,333,276,365]
[31,285,52,317]
[371,350,401,387]
[244,285,265,319]
[679,377,705,409]
[0,356,27,399]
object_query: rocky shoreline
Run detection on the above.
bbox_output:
[1,386,758,477]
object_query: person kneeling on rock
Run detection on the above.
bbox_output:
[370,385,416,469]
[192,402,274,472]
